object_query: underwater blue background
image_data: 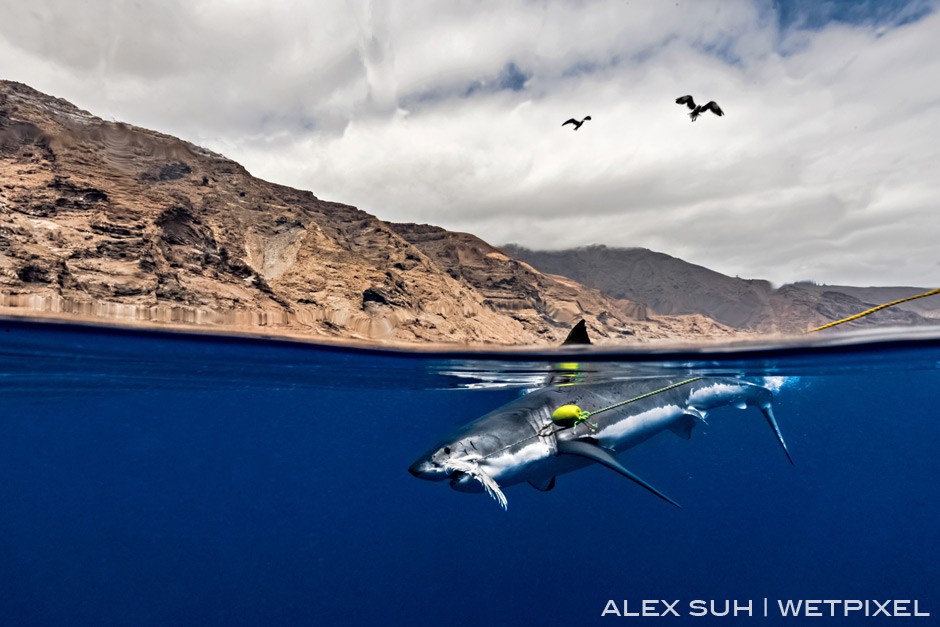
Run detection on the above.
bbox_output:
[0,321,937,626]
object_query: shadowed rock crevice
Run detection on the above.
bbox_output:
[139,161,192,182]
[0,120,50,157]
[155,202,220,271]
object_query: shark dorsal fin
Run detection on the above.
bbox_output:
[556,440,680,508]
[562,320,591,345]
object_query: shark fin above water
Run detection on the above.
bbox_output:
[556,440,681,508]
[562,320,591,345]
[528,476,557,492]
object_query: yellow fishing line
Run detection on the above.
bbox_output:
[550,377,703,433]
[579,378,704,419]
[807,288,940,333]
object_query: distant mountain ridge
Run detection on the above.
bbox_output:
[502,245,939,334]
[387,223,739,343]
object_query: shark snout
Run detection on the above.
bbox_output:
[408,457,449,482]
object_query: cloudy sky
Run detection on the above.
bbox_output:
[2,0,938,286]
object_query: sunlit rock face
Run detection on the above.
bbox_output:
[0,80,742,345]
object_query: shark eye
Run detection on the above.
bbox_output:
[443,447,451,454]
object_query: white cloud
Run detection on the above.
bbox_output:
[0,0,938,286]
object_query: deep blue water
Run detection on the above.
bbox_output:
[0,320,938,626]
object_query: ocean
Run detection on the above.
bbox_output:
[0,320,937,626]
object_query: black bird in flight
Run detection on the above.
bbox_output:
[675,95,724,122]
[562,116,591,130]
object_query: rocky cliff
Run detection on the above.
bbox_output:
[389,223,741,343]
[0,81,740,345]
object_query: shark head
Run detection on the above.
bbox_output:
[408,431,496,494]
[410,321,590,496]
[408,439,476,487]
[408,411,550,509]
[409,439,510,508]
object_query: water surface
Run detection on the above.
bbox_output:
[0,320,937,625]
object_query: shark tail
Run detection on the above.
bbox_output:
[759,402,794,465]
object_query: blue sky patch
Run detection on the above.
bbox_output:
[461,62,530,97]
[773,0,935,31]
[498,62,529,91]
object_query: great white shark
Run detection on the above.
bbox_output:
[409,323,792,509]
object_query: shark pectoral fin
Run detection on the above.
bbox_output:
[528,476,557,492]
[760,402,794,465]
[556,440,681,508]
[670,407,709,438]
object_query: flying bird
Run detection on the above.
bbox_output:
[562,116,591,130]
[675,95,724,122]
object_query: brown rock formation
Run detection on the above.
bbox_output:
[389,223,742,343]
[0,81,740,345]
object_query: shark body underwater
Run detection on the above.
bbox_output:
[408,322,792,510]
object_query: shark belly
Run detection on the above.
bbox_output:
[481,439,556,486]
[592,403,689,451]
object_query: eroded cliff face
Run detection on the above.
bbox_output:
[0,81,741,345]
[388,223,742,343]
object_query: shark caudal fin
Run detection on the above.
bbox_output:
[760,402,794,465]
[562,320,591,345]
[557,440,681,508]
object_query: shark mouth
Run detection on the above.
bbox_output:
[443,459,508,510]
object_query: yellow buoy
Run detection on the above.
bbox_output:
[551,404,586,428]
